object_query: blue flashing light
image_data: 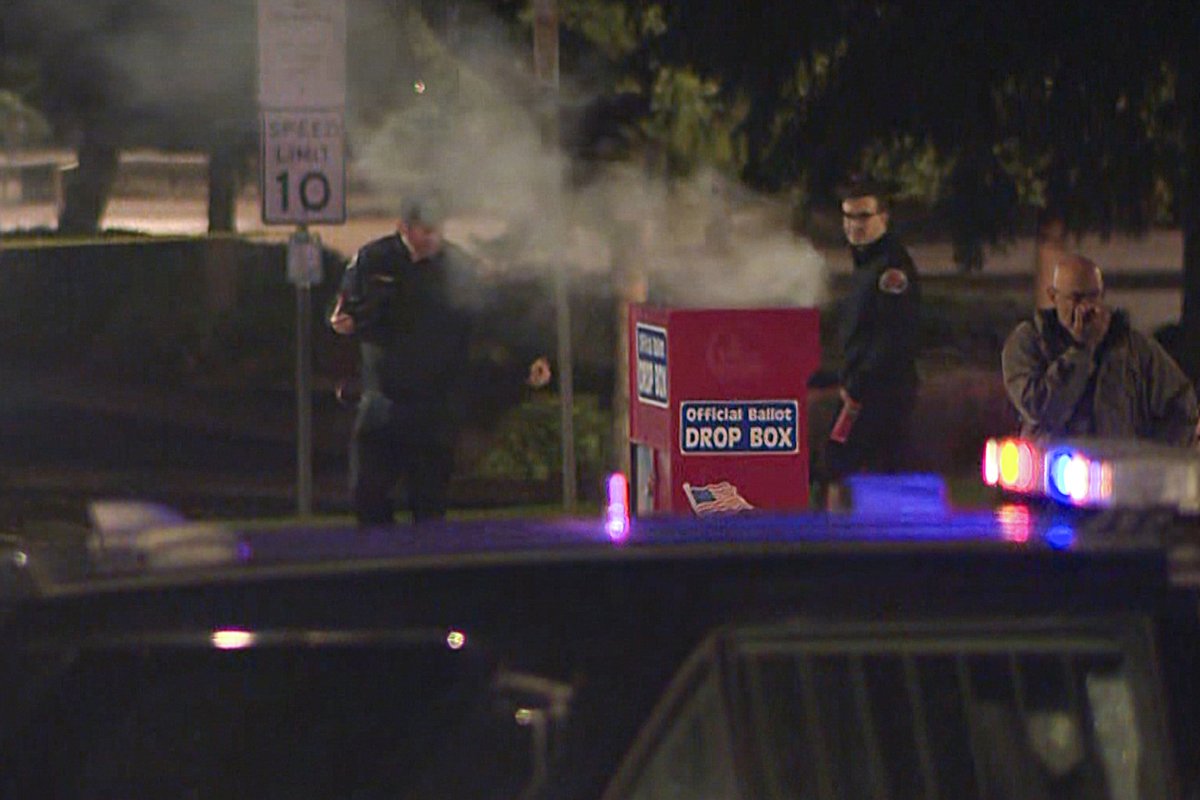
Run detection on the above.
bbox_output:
[1045,449,1093,505]
[846,474,948,517]
[1045,524,1076,550]
[1048,452,1073,497]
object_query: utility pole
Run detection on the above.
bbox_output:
[533,0,577,511]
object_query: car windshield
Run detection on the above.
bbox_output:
[605,619,1175,800]
[741,648,1151,799]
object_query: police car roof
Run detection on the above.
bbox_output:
[6,504,1180,600]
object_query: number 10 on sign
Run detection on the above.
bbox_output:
[277,171,331,213]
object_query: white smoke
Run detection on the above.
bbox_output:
[26,0,828,310]
[25,0,259,129]
[347,2,828,310]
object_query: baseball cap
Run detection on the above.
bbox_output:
[400,192,447,227]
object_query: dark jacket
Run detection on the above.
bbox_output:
[1002,308,1198,444]
[839,232,921,401]
[338,234,480,422]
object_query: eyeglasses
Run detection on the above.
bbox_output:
[1051,289,1102,304]
[842,211,879,221]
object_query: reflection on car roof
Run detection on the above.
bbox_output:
[12,500,1175,601]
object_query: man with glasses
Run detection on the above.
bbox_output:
[1002,254,1197,443]
[825,179,922,510]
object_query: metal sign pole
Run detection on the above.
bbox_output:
[258,0,345,518]
[296,281,313,515]
[534,0,577,512]
[555,253,577,512]
[287,226,321,516]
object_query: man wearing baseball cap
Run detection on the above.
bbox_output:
[329,193,510,524]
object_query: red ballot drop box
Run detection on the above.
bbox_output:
[628,305,821,515]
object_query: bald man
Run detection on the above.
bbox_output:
[1002,255,1197,444]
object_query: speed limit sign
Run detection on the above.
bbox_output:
[260,109,346,225]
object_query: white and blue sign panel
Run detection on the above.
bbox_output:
[681,400,800,455]
[635,323,668,408]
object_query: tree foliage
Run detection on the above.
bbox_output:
[0,90,51,147]
[536,0,1200,379]
[4,0,1200,323]
[530,0,1200,379]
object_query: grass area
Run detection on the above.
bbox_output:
[16,478,991,541]
[217,501,602,531]
[224,476,994,530]
[13,503,602,549]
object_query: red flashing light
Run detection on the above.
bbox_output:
[987,438,1040,494]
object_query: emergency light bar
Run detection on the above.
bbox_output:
[983,437,1200,512]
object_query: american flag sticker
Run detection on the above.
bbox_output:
[683,481,755,515]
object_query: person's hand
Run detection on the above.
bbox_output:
[329,296,356,335]
[330,311,355,335]
[335,377,362,407]
[1071,303,1111,348]
[330,312,355,335]
[527,357,552,388]
[838,386,861,410]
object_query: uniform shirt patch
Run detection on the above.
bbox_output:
[878,268,909,294]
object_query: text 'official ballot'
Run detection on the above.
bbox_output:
[680,401,800,454]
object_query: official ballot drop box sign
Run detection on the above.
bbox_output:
[628,305,820,515]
